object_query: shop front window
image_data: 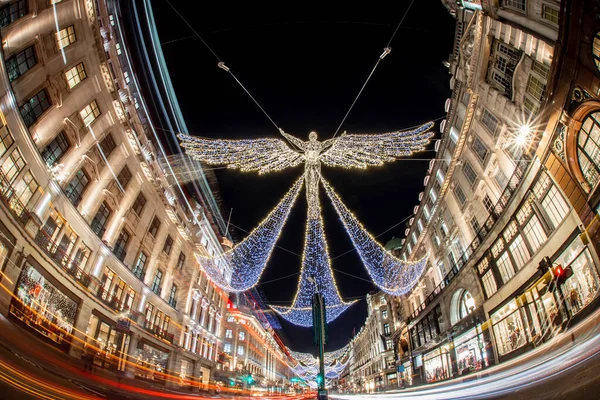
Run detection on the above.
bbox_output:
[454,328,488,376]
[134,342,169,382]
[491,299,529,356]
[554,236,599,315]
[423,346,451,383]
[10,261,78,348]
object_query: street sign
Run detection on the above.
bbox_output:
[397,365,405,373]
[116,318,131,331]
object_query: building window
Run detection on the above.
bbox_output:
[382,309,388,319]
[482,270,498,298]
[533,172,569,228]
[483,194,494,215]
[237,346,244,356]
[239,331,245,340]
[458,290,474,320]
[487,40,522,99]
[523,96,539,116]
[491,300,527,356]
[116,166,132,189]
[480,108,499,136]
[64,169,89,206]
[56,25,76,49]
[20,89,51,127]
[497,251,515,283]
[224,343,232,353]
[384,323,391,335]
[523,215,547,253]
[133,251,147,278]
[148,216,161,237]
[6,46,36,82]
[163,235,174,255]
[494,168,509,189]
[91,202,110,237]
[462,160,478,186]
[526,75,546,101]
[541,4,559,24]
[0,0,27,28]
[41,131,69,167]
[113,229,130,261]
[594,33,600,72]
[131,192,146,217]
[470,216,481,235]
[65,63,87,89]
[225,329,232,339]
[503,0,525,11]
[472,136,490,165]
[532,61,550,79]
[96,136,116,160]
[151,269,163,294]
[80,100,100,126]
[115,42,122,55]
[168,285,177,307]
[176,252,186,271]
[577,112,600,190]
[453,183,467,206]
[0,126,15,159]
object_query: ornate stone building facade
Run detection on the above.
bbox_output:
[336,291,397,393]
[217,294,293,393]
[0,0,230,391]
[340,0,600,391]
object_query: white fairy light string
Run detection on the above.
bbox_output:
[269,195,357,327]
[322,176,428,296]
[194,176,304,292]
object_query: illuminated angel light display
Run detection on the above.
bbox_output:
[179,122,434,325]
[288,345,351,380]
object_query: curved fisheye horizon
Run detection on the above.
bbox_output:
[0,0,596,399]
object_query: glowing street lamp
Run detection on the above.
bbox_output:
[515,124,532,147]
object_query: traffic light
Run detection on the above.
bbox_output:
[553,264,569,285]
[538,256,552,275]
[316,373,324,385]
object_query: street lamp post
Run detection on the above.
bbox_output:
[466,297,485,369]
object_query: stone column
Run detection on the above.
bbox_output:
[124,333,139,378]
[166,347,183,389]
[34,191,53,221]
[0,248,26,317]
[69,302,93,359]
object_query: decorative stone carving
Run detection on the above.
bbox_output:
[553,124,566,163]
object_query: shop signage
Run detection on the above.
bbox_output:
[116,318,131,331]
[397,365,405,373]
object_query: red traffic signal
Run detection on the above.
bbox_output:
[553,264,565,278]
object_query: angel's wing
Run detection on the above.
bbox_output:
[320,121,435,169]
[178,134,304,174]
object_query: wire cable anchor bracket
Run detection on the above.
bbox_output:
[217,61,230,72]
[380,46,392,59]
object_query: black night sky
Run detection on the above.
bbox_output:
[151,1,456,352]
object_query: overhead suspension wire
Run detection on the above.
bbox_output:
[331,0,417,138]
[163,0,286,141]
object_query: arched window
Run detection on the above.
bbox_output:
[578,112,600,190]
[458,290,474,320]
[593,32,600,72]
[450,288,475,325]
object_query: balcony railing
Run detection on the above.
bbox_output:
[408,157,530,322]
[142,320,174,343]
[96,287,120,309]
[0,171,95,291]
